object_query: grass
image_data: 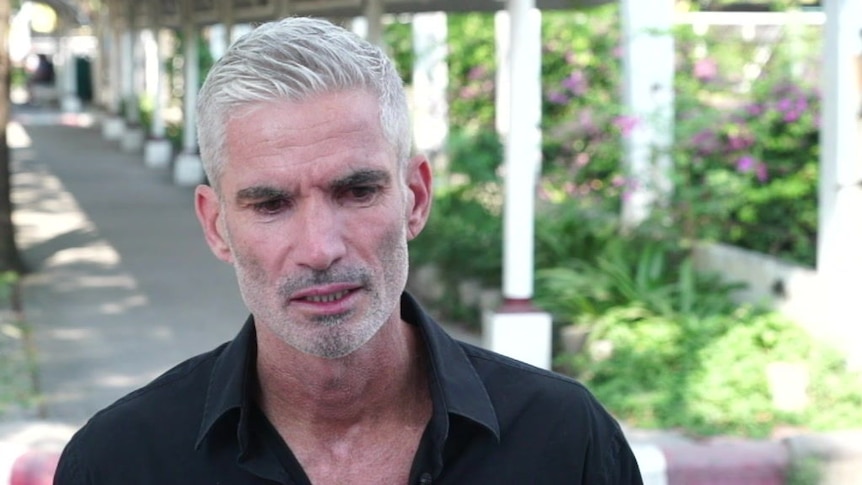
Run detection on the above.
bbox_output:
[0,274,41,419]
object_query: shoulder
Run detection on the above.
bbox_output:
[458,342,642,482]
[459,341,626,443]
[54,345,226,483]
[461,341,599,404]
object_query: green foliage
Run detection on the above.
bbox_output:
[403,7,851,439]
[383,18,414,84]
[0,272,37,417]
[447,14,497,131]
[786,455,822,485]
[668,23,821,265]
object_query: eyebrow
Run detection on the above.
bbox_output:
[328,169,391,193]
[232,169,391,203]
[235,186,289,202]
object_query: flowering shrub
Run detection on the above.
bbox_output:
[669,24,821,265]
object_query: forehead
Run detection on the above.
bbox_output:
[221,91,397,191]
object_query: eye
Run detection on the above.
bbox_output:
[341,185,379,206]
[252,197,291,215]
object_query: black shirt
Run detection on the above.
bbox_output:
[54,293,643,484]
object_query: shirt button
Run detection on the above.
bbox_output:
[419,472,432,484]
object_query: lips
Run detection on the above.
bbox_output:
[290,283,359,307]
[302,290,350,303]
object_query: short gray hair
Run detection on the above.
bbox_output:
[196,17,411,189]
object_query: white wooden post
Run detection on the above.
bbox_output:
[495,11,510,138]
[102,26,126,141]
[174,20,205,185]
[411,13,449,172]
[483,1,552,370]
[364,0,384,47]
[144,28,173,168]
[619,0,675,229]
[60,35,81,112]
[121,26,146,153]
[818,0,862,370]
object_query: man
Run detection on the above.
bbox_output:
[54,17,642,484]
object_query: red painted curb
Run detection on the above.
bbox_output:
[10,450,61,485]
[663,440,789,485]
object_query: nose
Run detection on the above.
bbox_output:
[292,197,347,271]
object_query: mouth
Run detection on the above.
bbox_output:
[301,290,351,303]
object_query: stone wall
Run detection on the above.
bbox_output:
[690,242,835,343]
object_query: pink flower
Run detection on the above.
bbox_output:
[547,91,569,105]
[562,71,587,96]
[613,115,639,137]
[693,58,718,81]
[756,163,769,182]
[736,155,755,173]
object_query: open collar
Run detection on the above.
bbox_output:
[194,292,500,451]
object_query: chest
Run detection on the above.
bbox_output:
[290,421,426,485]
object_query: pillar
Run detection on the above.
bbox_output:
[173,21,205,185]
[144,28,172,168]
[482,0,552,370]
[412,13,449,173]
[619,0,675,229]
[818,0,862,370]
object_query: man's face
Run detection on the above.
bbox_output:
[195,90,431,359]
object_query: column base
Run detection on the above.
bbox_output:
[144,139,173,169]
[173,152,204,186]
[121,126,146,153]
[61,95,82,113]
[482,308,553,370]
[101,116,125,141]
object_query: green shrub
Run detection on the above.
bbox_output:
[0,272,37,417]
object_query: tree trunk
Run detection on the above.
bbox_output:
[0,0,25,273]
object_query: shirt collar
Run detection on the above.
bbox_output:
[195,315,256,450]
[194,292,500,450]
[400,292,500,439]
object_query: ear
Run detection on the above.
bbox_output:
[195,185,234,263]
[404,154,433,241]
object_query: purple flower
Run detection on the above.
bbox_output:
[467,66,487,81]
[693,58,718,81]
[727,132,754,151]
[562,71,588,96]
[777,98,794,113]
[736,155,756,173]
[578,109,597,134]
[756,163,769,182]
[746,104,764,117]
[547,91,569,105]
[692,129,720,156]
[613,115,639,137]
[784,110,801,123]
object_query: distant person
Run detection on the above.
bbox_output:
[53,17,643,484]
[28,53,55,85]
[25,53,56,105]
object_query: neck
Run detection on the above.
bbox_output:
[255,317,430,432]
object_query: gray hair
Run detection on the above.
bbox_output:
[196,17,411,189]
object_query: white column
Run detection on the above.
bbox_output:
[364,0,384,46]
[495,12,511,138]
[60,35,82,112]
[818,0,862,370]
[144,28,172,168]
[174,21,205,185]
[121,28,146,153]
[121,29,134,121]
[411,13,449,172]
[102,27,126,140]
[619,0,675,229]
[482,0,552,370]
